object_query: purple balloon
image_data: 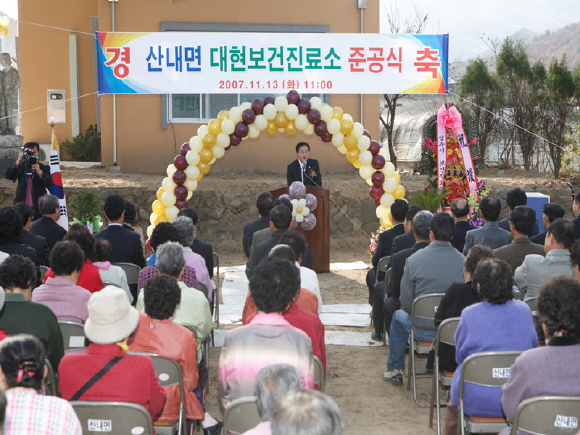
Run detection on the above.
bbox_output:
[305,193,318,211]
[314,121,328,137]
[289,181,306,199]
[300,213,317,231]
[264,96,276,105]
[234,122,249,138]
[287,90,301,105]
[229,134,241,146]
[297,99,311,114]
[174,185,188,200]
[279,193,292,202]
[251,99,264,115]
[172,169,186,186]
[307,109,321,125]
[242,109,256,124]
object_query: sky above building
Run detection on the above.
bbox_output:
[381,0,580,61]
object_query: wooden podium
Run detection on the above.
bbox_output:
[271,186,330,274]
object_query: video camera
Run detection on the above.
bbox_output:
[22,147,38,166]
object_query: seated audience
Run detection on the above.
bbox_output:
[434,244,493,371]
[141,222,198,290]
[463,195,511,255]
[30,194,67,251]
[242,364,303,435]
[31,241,91,323]
[44,224,104,293]
[499,276,580,435]
[271,389,343,435]
[92,238,132,303]
[0,255,63,370]
[450,198,477,253]
[530,202,565,245]
[13,202,50,266]
[0,334,81,434]
[444,258,537,435]
[515,218,574,300]
[493,206,545,272]
[122,200,145,246]
[172,216,213,301]
[219,256,314,409]
[0,207,38,265]
[130,275,220,434]
[95,194,146,267]
[243,193,274,259]
[178,208,214,279]
[498,187,539,237]
[391,205,424,255]
[59,286,166,421]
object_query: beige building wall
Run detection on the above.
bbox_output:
[20,0,380,174]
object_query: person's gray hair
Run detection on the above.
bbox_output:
[413,210,434,240]
[156,242,185,277]
[172,216,196,247]
[254,364,302,422]
[272,389,344,435]
[38,195,59,215]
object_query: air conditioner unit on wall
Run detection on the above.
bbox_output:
[38,144,54,163]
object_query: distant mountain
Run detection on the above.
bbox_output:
[525,22,580,69]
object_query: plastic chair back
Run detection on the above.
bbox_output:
[72,401,154,434]
[314,355,325,392]
[111,262,141,285]
[223,396,261,435]
[511,396,580,435]
[58,320,87,351]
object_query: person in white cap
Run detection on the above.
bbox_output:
[58,285,166,421]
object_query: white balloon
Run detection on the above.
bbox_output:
[216,133,230,148]
[383,161,396,177]
[380,193,395,208]
[229,106,242,124]
[197,125,208,137]
[359,150,373,166]
[254,114,268,130]
[149,213,158,225]
[274,96,289,111]
[342,113,353,122]
[189,136,202,152]
[327,118,341,134]
[331,132,344,147]
[383,177,397,193]
[295,114,309,131]
[185,165,200,180]
[309,96,323,110]
[240,102,252,111]
[359,165,374,180]
[376,205,389,219]
[161,191,177,207]
[212,145,225,159]
[357,135,371,152]
[352,122,364,137]
[303,123,315,135]
[210,157,217,165]
[185,150,200,166]
[337,144,347,155]
[320,105,333,122]
[263,104,277,120]
[366,178,373,186]
[378,148,390,159]
[162,177,176,192]
[165,206,179,220]
[147,224,155,238]
[248,124,260,139]
[221,119,235,135]
[166,164,177,178]
[285,104,299,120]
[184,179,198,191]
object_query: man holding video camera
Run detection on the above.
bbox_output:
[5,141,53,220]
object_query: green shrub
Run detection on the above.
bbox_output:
[61,124,101,161]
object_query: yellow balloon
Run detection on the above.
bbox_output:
[343,134,358,150]
[392,172,401,184]
[346,149,359,164]
[156,187,165,201]
[266,121,278,135]
[393,184,406,200]
[284,121,297,136]
[340,118,354,135]
[199,148,213,164]
[353,160,362,169]
[154,214,169,225]
[198,162,211,175]
[196,171,204,181]
[217,110,230,120]
[208,119,221,136]
[274,112,289,128]
[202,133,217,149]
[332,106,344,120]
[152,200,166,215]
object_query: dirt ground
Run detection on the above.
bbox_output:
[28,166,561,434]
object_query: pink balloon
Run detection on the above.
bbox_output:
[300,213,317,231]
[305,193,317,211]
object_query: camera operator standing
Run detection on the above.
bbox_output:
[5,141,53,220]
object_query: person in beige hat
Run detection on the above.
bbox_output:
[58,285,166,421]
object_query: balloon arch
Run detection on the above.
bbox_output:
[147,91,405,237]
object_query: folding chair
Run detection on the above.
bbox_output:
[128,352,186,435]
[510,396,580,435]
[58,320,87,352]
[525,297,544,345]
[72,401,154,435]
[314,355,325,392]
[406,293,444,407]
[458,351,522,435]
[212,252,220,329]
[39,265,49,282]
[382,267,393,344]
[223,396,261,435]
[375,255,390,282]
[182,324,211,396]
[111,262,141,302]
[197,281,215,348]
[429,317,461,435]
[44,358,57,396]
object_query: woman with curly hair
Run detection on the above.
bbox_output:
[0,334,81,434]
[498,276,580,434]
[444,258,537,435]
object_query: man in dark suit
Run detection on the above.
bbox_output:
[391,205,423,256]
[463,196,512,255]
[366,199,408,304]
[498,187,539,237]
[14,202,50,266]
[242,192,274,259]
[286,142,322,187]
[450,198,477,252]
[95,194,145,268]
[177,207,213,278]
[531,202,565,245]
[572,192,580,239]
[30,194,67,251]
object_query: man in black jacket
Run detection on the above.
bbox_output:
[286,142,322,187]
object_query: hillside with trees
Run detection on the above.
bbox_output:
[527,22,580,68]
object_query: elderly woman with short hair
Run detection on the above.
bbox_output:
[444,258,537,435]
